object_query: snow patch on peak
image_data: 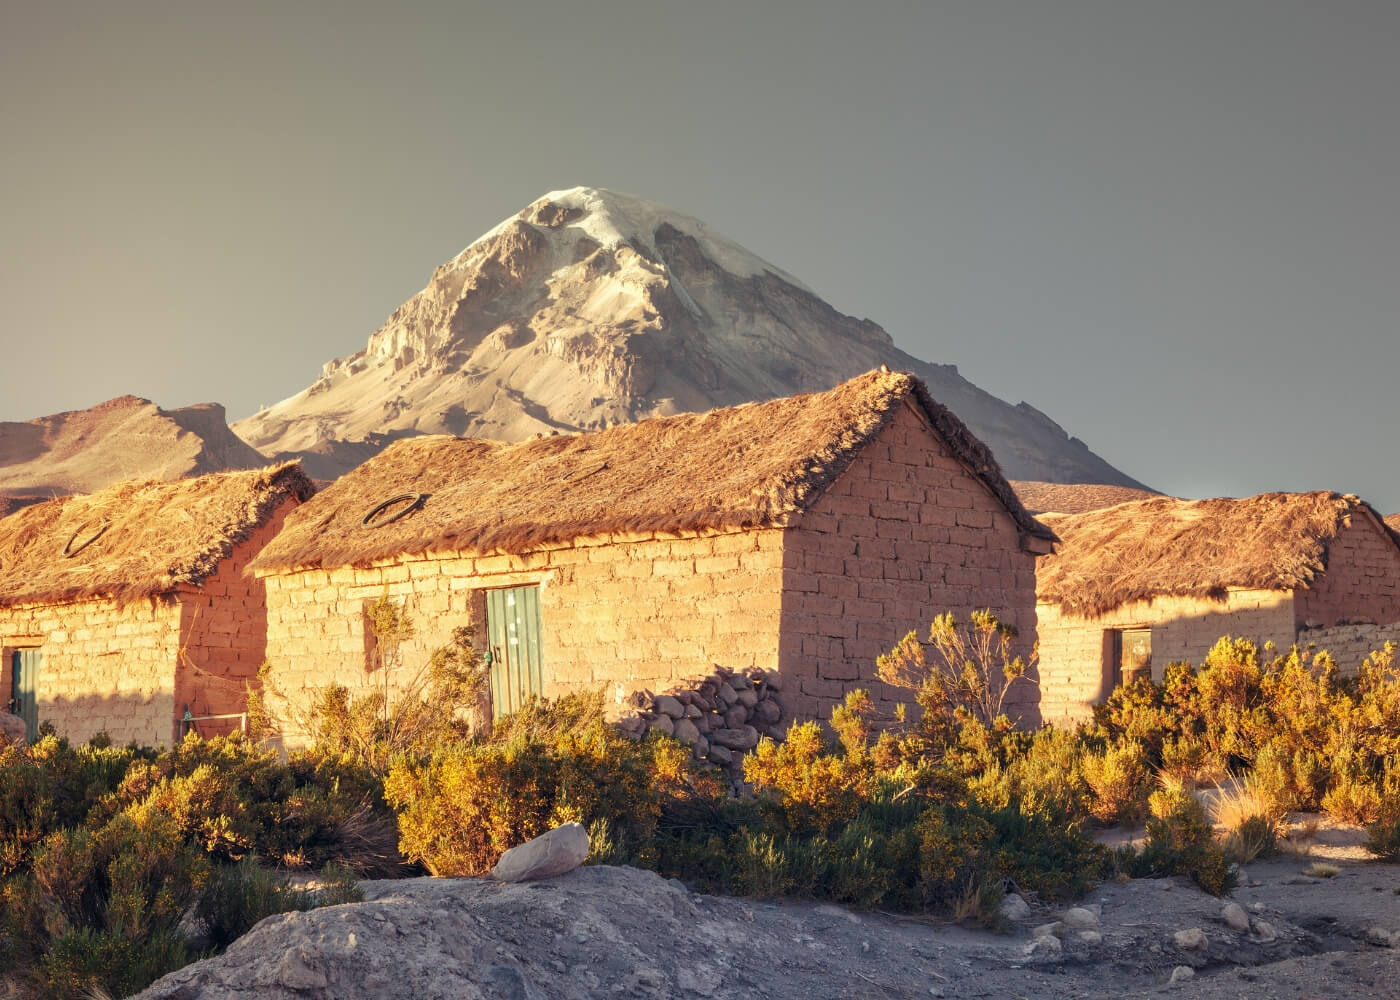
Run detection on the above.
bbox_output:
[471,186,814,294]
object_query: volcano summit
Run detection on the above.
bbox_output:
[234,187,1142,487]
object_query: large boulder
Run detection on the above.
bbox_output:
[492,823,591,883]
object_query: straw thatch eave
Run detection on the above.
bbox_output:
[249,370,1054,575]
[1011,480,1162,515]
[0,462,314,609]
[1036,491,1400,619]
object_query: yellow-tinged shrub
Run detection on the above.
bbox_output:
[745,721,871,837]
[386,693,711,877]
[1081,742,1151,826]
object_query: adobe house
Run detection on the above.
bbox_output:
[0,463,314,745]
[247,370,1056,733]
[1035,492,1400,723]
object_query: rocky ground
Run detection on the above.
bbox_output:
[132,851,1400,1000]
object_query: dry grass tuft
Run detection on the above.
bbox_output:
[1303,861,1341,878]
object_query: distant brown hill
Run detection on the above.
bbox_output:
[1012,480,1162,515]
[0,395,268,498]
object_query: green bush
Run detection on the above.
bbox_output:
[196,857,362,950]
[35,927,191,1000]
[1132,790,1236,896]
[962,724,1090,828]
[4,805,209,998]
[0,736,151,877]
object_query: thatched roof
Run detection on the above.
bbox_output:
[250,370,1054,573]
[0,463,314,608]
[1037,491,1400,618]
[1012,480,1162,515]
[0,496,49,520]
[1387,514,1400,534]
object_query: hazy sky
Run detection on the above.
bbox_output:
[3,2,1397,509]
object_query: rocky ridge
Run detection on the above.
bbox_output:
[132,857,1400,1000]
[234,187,1145,488]
[0,395,268,499]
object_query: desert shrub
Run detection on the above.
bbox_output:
[744,711,874,836]
[876,609,1037,747]
[108,733,386,872]
[1257,648,1342,757]
[195,856,362,950]
[1365,766,1400,861]
[963,724,1090,828]
[982,801,1108,901]
[1080,741,1152,826]
[716,795,930,910]
[0,736,152,877]
[1287,747,1329,811]
[1189,637,1270,766]
[1090,675,1174,762]
[1132,787,1236,896]
[1349,644,1400,761]
[688,684,1102,914]
[1212,769,1287,829]
[1321,754,1384,825]
[34,927,191,1000]
[4,805,209,999]
[386,692,712,876]
[1366,816,1400,861]
[1250,743,1299,813]
[1222,815,1277,865]
[914,803,999,908]
[1158,732,1227,787]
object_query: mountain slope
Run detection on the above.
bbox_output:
[0,395,269,497]
[234,187,1145,487]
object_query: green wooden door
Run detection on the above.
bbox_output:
[486,586,542,717]
[10,649,41,742]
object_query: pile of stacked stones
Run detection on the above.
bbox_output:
[616,666,787,787]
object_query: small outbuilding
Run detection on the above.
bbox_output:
[248,370,1056,732]
[1035,491,1400,723]
[0,463,314,745]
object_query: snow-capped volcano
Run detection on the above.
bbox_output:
[233,187,1142,487]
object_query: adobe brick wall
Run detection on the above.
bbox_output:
[777,400,1041,725]
[0,496,305,747]
[1292,518,1400,630]
[1296,622,1400,676]
[0,597,184,746]
[258,529,787,743]
[257,400,1044,741]
[1036,588,1296,725]
[175,497,303,738]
